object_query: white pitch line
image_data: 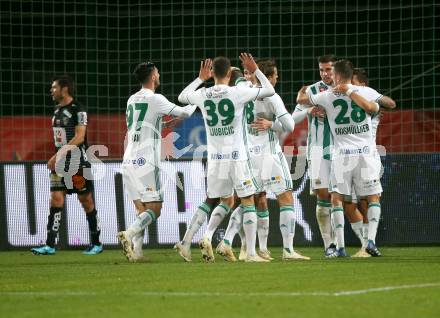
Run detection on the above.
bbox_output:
[1,283,439,298]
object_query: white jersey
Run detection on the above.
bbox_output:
[123,88,193,165]
[247,93,289,155]
[310,85,382,157]
[179,69,274,162]
[371,111,381,142]
[294,81,332,161]
[187,84,264,161]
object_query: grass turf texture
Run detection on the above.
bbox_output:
[0,247,439,318]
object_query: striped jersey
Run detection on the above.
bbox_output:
[294,81,332,160]
[246,93,290,155]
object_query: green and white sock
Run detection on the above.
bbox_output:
[242,205,257,257]
[204,203,230,241]
[223,206,243,244]
[316,199,332,248]
[350,220,364,246]
[182,202,211,247]
[257,209,269,251]
[331,207,345,249]
[126,210,156,240]
[279,206,295,252]
[367,202,381,243]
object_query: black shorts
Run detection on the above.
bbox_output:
[50,167,94,195]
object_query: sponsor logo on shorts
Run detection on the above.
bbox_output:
[237,179,253,191]
[266,176,281,186]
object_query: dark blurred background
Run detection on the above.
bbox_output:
[1,0,438,116]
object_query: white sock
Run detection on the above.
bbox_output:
[316,200,332,248]
[242,205,257,257]
[362,223,369,248]
[367,202,381,243]
[257,210,269,251]
[350,221,364,246]
[279,206,295,252]
[223,206,243,245]
[132,229,145,258]
[238,226,246,248]
[182,203,211,247]
[204,203,230,241]
[331,207,345,249]
[126,210,156,240]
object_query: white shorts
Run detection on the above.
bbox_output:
[207,160,256,199]
[121,160,162,203]
[308,155,331,191]
[330,155,383,197]
[250,151,292,195]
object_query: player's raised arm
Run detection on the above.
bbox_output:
[333,84,379,113]
[178,59,212,104]
[239,53,275,98]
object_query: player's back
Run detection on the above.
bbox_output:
[311,85,379,156]
[193,84,255,161]
[124,88,169,161]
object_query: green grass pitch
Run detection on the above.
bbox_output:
[1,247,439,318]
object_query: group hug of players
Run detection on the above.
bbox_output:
[31,53,395,262]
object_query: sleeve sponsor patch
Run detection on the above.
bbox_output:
[77,112,87,125]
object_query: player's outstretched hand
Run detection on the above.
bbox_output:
[239,53,258,73]
[199,59,213,81]
[251,118,272,131]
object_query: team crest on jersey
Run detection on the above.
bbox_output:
[232,151,239,160]
[319,84,327,92]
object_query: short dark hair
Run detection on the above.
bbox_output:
[334,59,354,80]
[317,54,337,64]
[212,56,231,79]
[353,67,369,86]
[52,75,75,96]
[133,61,156,84]
[257,59,277,78]
[229,67,243,86]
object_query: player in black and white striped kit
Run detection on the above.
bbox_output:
[31,75,103,255]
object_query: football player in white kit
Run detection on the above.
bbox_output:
[346,67,396,257]
[178,54,275,262]
[293,55,337,257]
[117,61,197,262]
[219,59,310,261]
[298,59,384,257]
